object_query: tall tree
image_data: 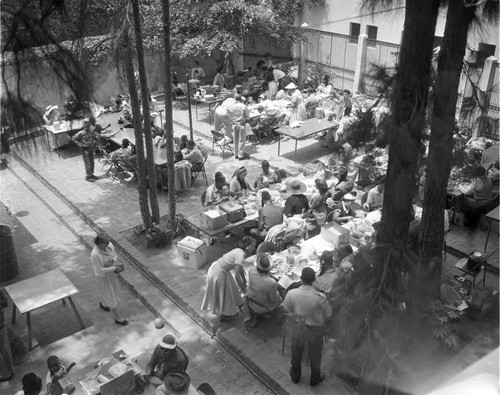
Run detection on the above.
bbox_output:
[372,0,441,297]
[420,0,499,265]
[131,0,160,224]
[161,0,175,225]
[122,29,152,229]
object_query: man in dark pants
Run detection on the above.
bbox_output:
[72,121,100,182]
[282,267,332,387]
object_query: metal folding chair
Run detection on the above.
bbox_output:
[211,126,233,156]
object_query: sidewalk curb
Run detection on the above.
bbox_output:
[10,151,285,395]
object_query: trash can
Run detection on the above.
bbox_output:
[176,236,208,269]
[0,224,19,282]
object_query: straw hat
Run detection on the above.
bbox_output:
[286,180,307,195]
[256,254,272,272]
[44,105,58,117]
[163,372,191,394]
[159,334,177,349]
[284,82,297,90]
[343,193,356,201]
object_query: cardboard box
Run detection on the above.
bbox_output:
[219,201,245,223]
[201,207,228,230]
[321,222,350,247]
[177,236,208,269]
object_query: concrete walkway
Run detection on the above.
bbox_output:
[0,162,273,395]
[4,106,354,394]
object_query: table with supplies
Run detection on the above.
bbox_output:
[43,119,86,157]
[5,269,85,351]
[69,349,198,395]
[274,118,338,162]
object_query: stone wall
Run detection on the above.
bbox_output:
[1,48,224,118]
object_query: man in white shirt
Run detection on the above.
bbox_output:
[364,181,385,211]
[282,267,332,387]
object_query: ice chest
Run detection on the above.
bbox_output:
[219,201,245,223]
[321,222,350,247]
[177,236,208,269]
[201,207,228,230]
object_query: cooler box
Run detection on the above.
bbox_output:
[219,201,245,223]
[321,222,350,247]
[177,236,208,269]
[201,207,228,230]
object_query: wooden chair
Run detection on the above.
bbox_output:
[191,156,208,187]
[211,127,233,156]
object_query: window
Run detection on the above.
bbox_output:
[433,36,443,49]
[366,25,378,47]
[477,42,496,63]
[349,22,361,44]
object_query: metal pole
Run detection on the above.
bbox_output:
[186,72,193,140]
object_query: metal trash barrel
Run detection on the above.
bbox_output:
[0,224,18,282]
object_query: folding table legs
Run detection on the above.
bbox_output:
[68,296,86,330]
[27,312,32,351]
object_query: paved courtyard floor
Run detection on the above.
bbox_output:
[1,103,498,394]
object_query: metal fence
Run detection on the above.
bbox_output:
[240,29,401,94]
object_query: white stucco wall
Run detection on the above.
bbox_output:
[302,1,499,57]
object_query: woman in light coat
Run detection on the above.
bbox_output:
[90,233,128,325]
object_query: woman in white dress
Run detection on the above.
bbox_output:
[90,233,128,325]
[201,237,254,322]
[285,83,306,123]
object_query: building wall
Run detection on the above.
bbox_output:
[1,49,224,119]
[302,1,499,57]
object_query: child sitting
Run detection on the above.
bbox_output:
[46,355,76,395]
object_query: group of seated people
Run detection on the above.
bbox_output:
[15,334,216,395]
[243,240,355,328]
[202,157,386,250]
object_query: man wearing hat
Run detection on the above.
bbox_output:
[71,121,100,182]
[246,254,282,327]
[284,180,309,217]
[282,267,332,386]
[144,335,189,382]
[330,193,357,224]
[156,371,198,395]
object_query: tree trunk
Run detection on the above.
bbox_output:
[123,31,152,230]
[161,0,176,225]
[376,0,440,293]
[420,3,476,263]
[131,0,160,224]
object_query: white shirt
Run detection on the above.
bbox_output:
[273,69,286,82]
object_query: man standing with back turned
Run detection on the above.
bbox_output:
[282,267,332,387]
